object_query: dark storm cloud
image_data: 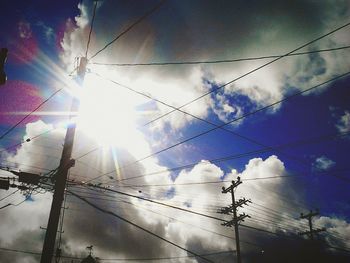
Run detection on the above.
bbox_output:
[87,0,343,61]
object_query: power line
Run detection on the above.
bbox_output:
[83,129,350,185]
[0,161,54,173]
[0,245,235,261]
[0,247,41,256]
[72,184,226,222]
[92,71,310,169]
[0,189,19,202]
[130,71,350,167]
[88,0,166,61]
[141,22,350,127]
[50,182,350,255]
[240,224,350,254]
[96,176,298,189]
[91,45,350,66]
[0,136,62,152]
[85,0,98,58]
[95,250,234,261]
[0,88,63,142]
[0,197,28,210]
[82,71,350,184]
[0,127,59,154]
[66,189,260,248]
[69,190,215,263]
[70,185,350,255]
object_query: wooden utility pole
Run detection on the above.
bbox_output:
[41,57,87,263]
[0,47,8,85]
[299,209,326,240]
[220,177,250,263]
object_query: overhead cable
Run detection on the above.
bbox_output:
[91,45,350,66]
[89,0,166,61]
[69,190,215,263]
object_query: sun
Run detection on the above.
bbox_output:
[75,69,140,148]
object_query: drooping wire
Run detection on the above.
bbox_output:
[77,129,350,186]
[0,189,19,202]
[81,71,350,184]
[88,0,167,61]
[92,71,310,169]
[69,185,350,253]
[0,126,61,156]
[91,45,350,66]
[141,22,350,128]
[0,245,237,261]
[85,0,98,58]
[0,196,28,210]
[69,190,215,263]
[0,89,63,142]
[73,22,350,182]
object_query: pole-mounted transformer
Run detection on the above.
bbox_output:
[0,178,10,190]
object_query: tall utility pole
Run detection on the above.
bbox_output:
[220,177,250,263]
[299,209,326,240]
[41,57,87,263]
[0,47,8,85]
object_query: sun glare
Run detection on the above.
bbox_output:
[76,71,139,148]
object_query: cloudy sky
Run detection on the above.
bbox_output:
[0,0,350,262]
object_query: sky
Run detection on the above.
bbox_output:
[0,0,350,262]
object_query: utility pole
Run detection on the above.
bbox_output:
[299,209,326,240]
[41,57,87,263]
[219,177,251,263]
[0,47,8,85]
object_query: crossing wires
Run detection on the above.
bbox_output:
[85,0,98,58]
[80,70,350,184]
[88,0,167,61]
[141,21,350,127]
[69,190,215,263]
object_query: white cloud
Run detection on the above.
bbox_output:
[17,21,32,39]
[313,156,336,171]
[314,216,350,249]
[2,124,349,262]
[60,0,350,133]
[36,21,55,43]
[3,1,350,261]
[336,110,350,133]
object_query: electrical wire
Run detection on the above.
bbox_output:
[0,245,237,262]
[85,0,98,58]
[0,189,19,202]
[92,71,310,169]
[67,189,261,249]
[0,160,56,172]
[120,71,350,172]
[0,196,28,210]
[0,247,41,256]
[69,190,215,263]
[91,44,350,66]
[74,126,349,179]
[240,224,350,253]
[141,22,350,128]
[0,126,60,154]
[70,185,350,254]
[0,88,63,142]
[88,0,166,61]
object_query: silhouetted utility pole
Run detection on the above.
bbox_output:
[299,209,326,240]
[0,48,8,85]
[219,177,251,263]
[41,57,87,263]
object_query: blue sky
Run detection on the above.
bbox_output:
[0,0,350,262]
